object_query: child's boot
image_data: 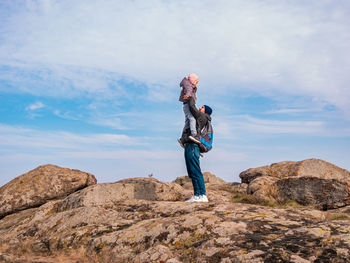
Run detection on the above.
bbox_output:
[177,138,184,148]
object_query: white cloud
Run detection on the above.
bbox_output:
[0,123,186,185]
[265,108,320,114]
[53,110,81,120]
[0,121,349,187]
[26,101,45,111]
[0,123,144,150]
[0,0,349,112]
[237,116,325,135]
[1,1,350,186]
[214,114,350,138]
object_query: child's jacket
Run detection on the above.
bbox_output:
[179,77,197,103]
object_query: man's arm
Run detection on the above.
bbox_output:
[188,96,201,119]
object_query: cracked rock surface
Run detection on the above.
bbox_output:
[0,163,350,262]
[241,159,350,209]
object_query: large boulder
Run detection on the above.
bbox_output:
[173,172,226,190]
[247,176,279,204]
[240,161,299,184]
[116,177,185,201]
[0,164,97,218]
[242,159,350,209]
[58,177,185,211]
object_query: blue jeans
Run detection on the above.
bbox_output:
[184,143,206,196]
[183,103,197,135]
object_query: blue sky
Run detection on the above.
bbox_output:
[1,0,350,186]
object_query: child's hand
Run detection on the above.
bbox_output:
[183,95,190,100]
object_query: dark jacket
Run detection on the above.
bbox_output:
[179,77,197,103]
[181,97,211,144]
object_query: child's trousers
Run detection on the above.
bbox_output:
[183,103,197,135]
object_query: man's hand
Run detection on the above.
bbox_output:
[183,95,191,100]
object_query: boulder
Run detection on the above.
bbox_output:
[227,182,248,194]
[0,164,96,218]
[241,159,350,209]
[173,172,226,190]
[58,178,185,211]
[240,161,298,184]
[117,177,185,201]
[247,176,279,204]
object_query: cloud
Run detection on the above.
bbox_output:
[1,1,350,186]
[87,112,130,130]
[0,122,186,185]
[237,116,324,134]
[214,114,350,138]
[0,123,145,151]
[53,110,81,121]
[26,101,45,111]
[0,0,349,112]
[264,108,320,114]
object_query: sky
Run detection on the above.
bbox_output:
[0,0,349,186]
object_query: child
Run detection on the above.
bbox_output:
[178,73,200,147]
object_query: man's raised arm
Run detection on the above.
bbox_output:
[188,96,201,119]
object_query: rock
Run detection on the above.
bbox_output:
[57,178,185,211]
[247,176,279,204]
[0,164,96,219]
[226,182,248,194]
[57,183,136,211]
[241,159,350,209]
[240,161,299,184]
[1,164,350,262]
[1,198,349,262]
[173,172,246,203]
[173,172,226,190]
[117,177,185,201]
[240,159,350,183]
[135,244,175,262]
[276,176,349,209]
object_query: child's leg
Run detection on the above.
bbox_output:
[183,103,197,135]
[182,114,190,132]
[188,113,197,136]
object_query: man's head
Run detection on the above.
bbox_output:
[188,73,199,86]
[200,105,212,116]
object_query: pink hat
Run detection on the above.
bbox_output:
[188,73,199,85]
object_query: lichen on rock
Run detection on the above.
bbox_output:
[0,164,97,219]
[0,162,350,262]
[240,159,350,209]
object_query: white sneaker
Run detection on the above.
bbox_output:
[199,195,208,202]
[185,195,201,202]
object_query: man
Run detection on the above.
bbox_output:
[179,96,213,202]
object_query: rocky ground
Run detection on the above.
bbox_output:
[0,161,350,263]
